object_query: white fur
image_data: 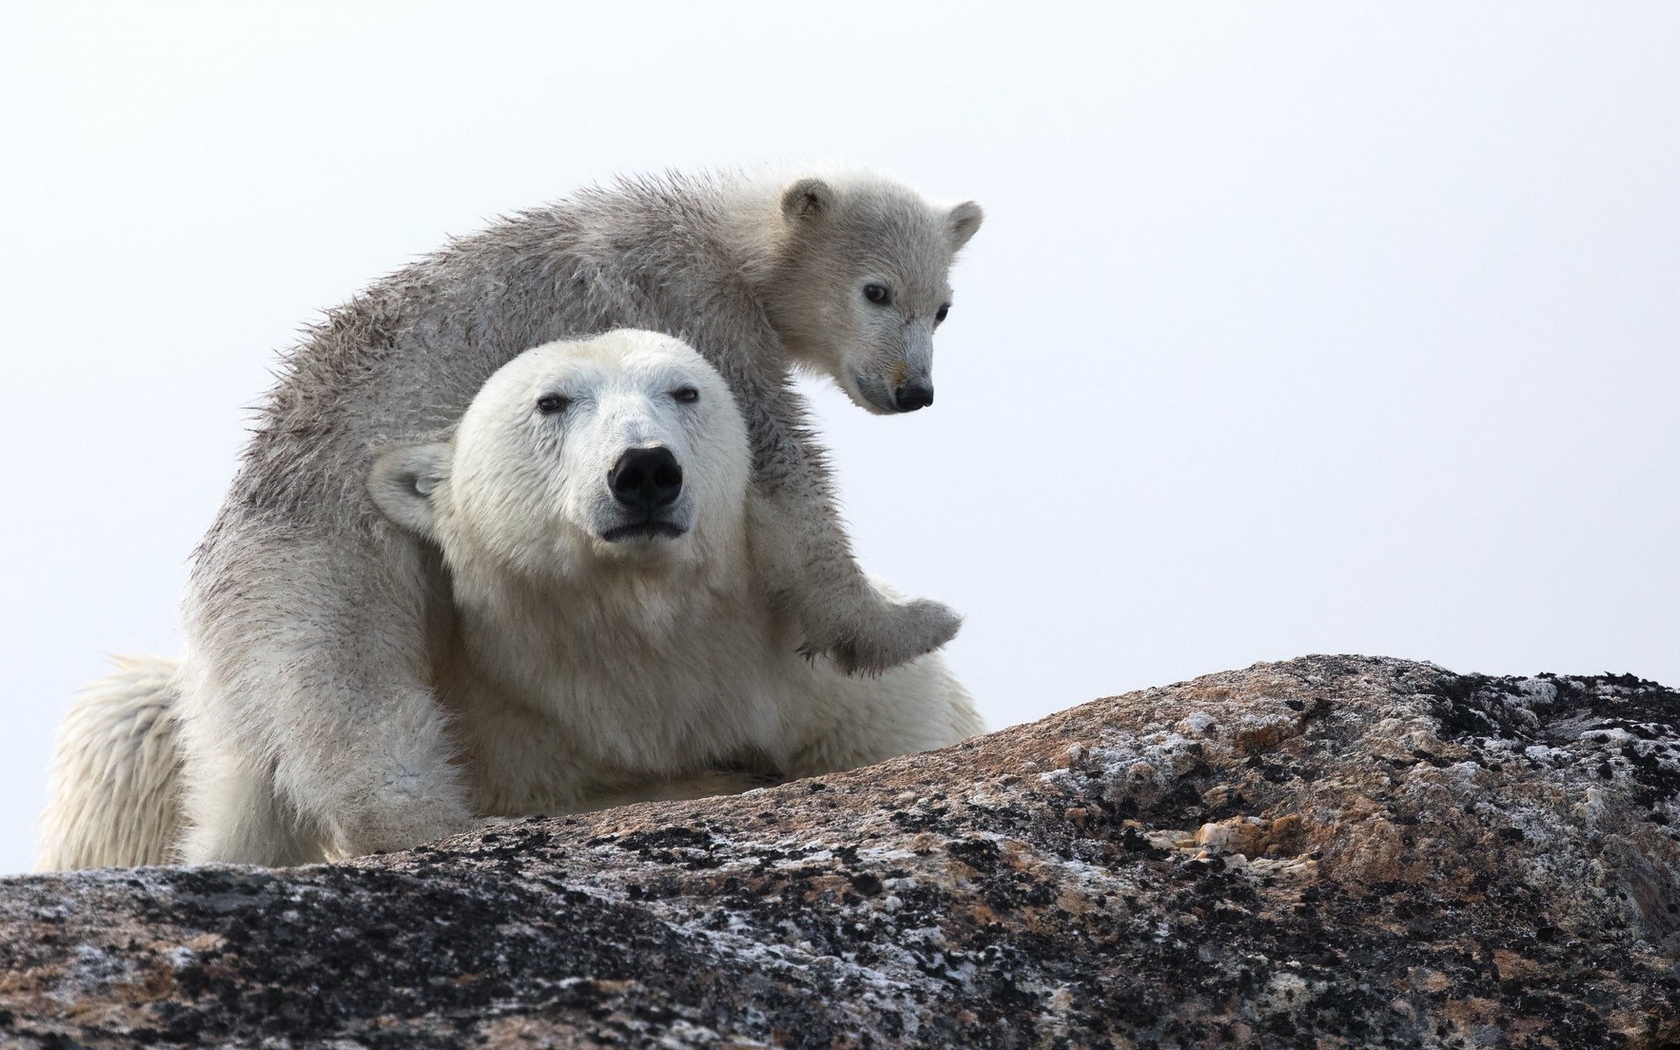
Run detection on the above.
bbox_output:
[38,656,182,869]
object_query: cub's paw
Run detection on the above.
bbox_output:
[805,597,963,676]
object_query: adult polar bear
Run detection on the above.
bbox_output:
[368,330,982,819]
[178,171,982,864]
[38,331,983,868]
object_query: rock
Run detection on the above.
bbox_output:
[2,655,1678,1047]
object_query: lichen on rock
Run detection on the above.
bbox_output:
[2,656,1677,1047]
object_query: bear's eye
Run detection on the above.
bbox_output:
[863,282,892,306]
[934,303,950,325]
[672,386,700,404]
[536,394,570,415]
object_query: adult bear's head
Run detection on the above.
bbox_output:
[759,173,983,416]
[370,329,751,582]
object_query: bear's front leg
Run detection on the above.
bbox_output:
[176,523,477,863]
[737,378,962,675]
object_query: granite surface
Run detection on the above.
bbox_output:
[2,655,1677,1047]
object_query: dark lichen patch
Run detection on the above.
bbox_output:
[1425,668,1680,752]
[145,871,681,1044]
[889,804,950,833]
[615,825,717,854]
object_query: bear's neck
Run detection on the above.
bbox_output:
[710,174,794,294]
[440,531,769,707]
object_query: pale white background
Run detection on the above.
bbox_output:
[3,3,1675,875]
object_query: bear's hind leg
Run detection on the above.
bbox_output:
[37,655,185,870]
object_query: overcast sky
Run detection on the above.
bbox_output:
[3,3,1676,874]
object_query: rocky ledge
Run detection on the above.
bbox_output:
[2,656,1678,1048]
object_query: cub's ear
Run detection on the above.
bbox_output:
[947,201,984,251]
[780,177,834,224]
[369,443,450,540]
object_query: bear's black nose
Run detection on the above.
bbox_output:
[609,446,683,511]
[893,380,934,412]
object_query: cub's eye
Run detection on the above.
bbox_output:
[672,386,700,404]
[934,303,950,325]
[863,282,892,306]
[536,394,570,415]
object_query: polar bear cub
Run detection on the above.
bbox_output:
[38,330,982,868]
[365,329,984,818]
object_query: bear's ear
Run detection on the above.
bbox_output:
[947,201,984,251]
[780,177,833,224]
[369,443,450,541]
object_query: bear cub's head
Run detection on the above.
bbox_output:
[763,174,983,417]
[370,329,751,581]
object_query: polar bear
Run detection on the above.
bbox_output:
[38,331,984,869]
[364,330,984,819]
[179,170,983,864]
